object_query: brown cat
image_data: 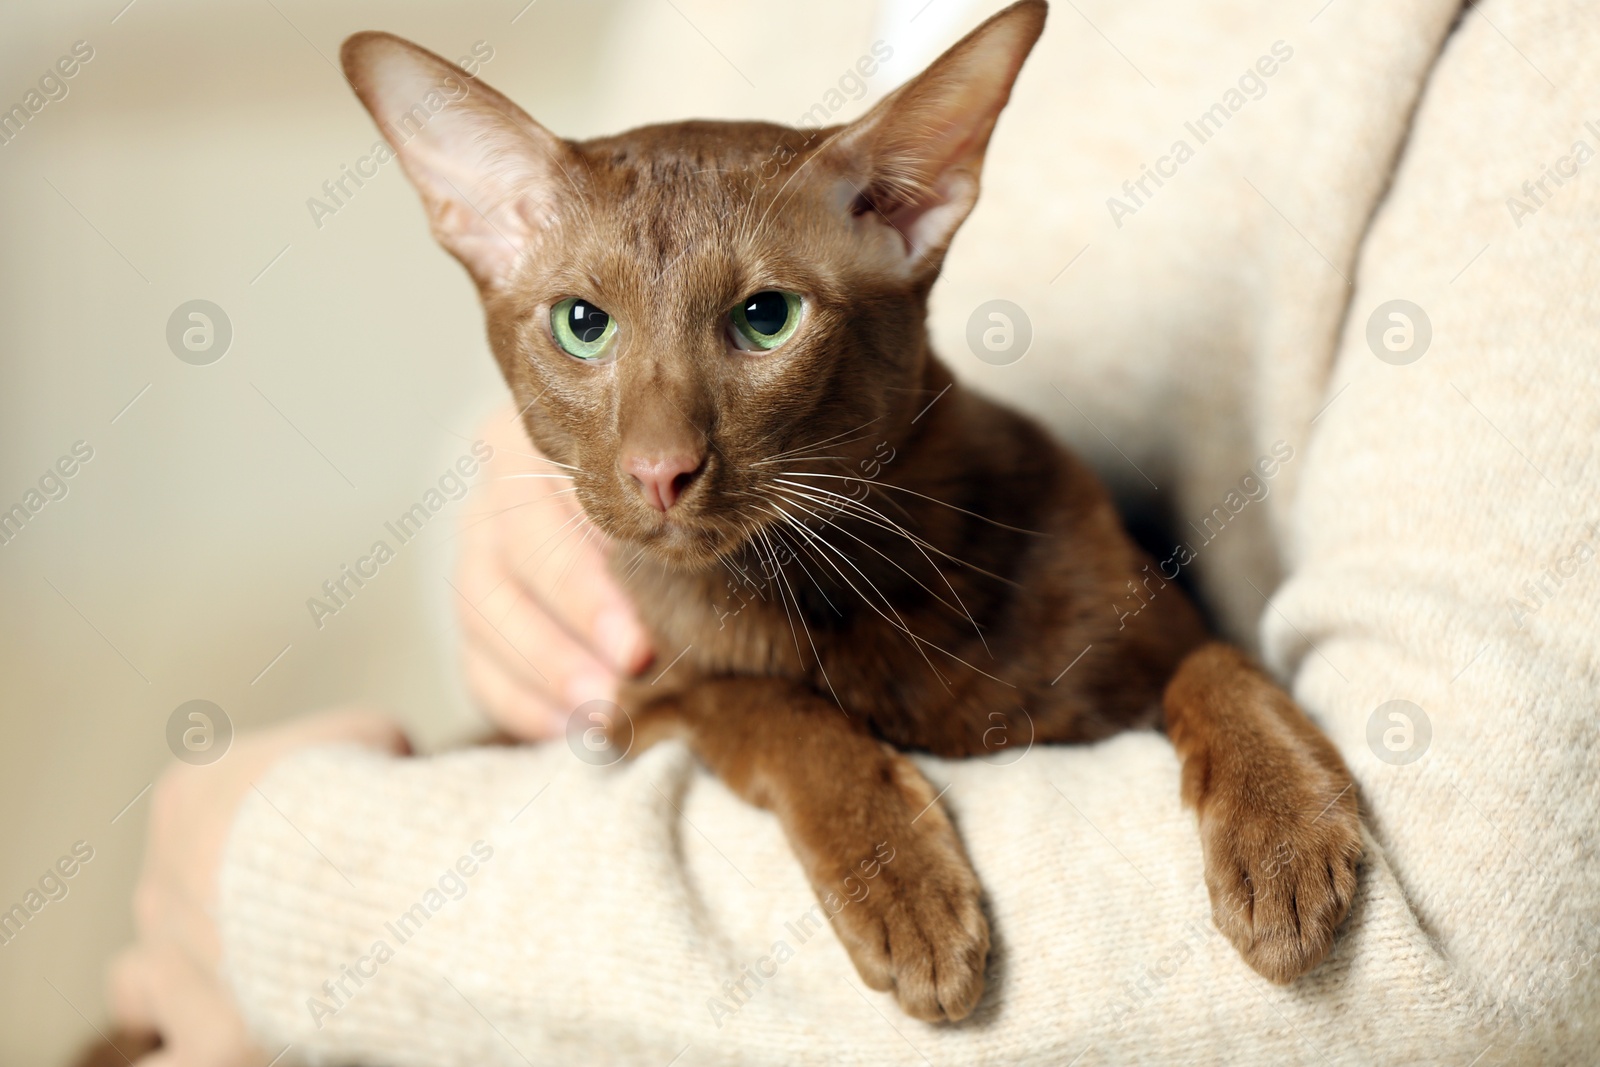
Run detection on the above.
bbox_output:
[340,0,1361,1023]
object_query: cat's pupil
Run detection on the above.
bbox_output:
[569,301,610,343]
[742,291,789,336]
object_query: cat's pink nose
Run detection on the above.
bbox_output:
[624,452,704,512]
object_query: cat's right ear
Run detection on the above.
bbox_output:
[825,0,1046,280]
[341,32,576,290]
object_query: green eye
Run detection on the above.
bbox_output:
[729,290,802,351]
[551,297,616,359]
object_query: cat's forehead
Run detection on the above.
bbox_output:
[580,120,824,181]
[544,120,842,300]
[573,122,831,235]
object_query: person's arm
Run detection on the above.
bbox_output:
[118,1,1600,1062]
[107,712,411,1067]
[211,1,1600,1059]
[1254,0,1600,1049]
[214,735,1386,1065]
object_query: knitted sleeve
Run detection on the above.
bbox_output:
[1256,0,1600,1055]
[218,1,1600,1064]
[218,729,1469,1066]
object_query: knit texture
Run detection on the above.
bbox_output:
[219,0,1600,1062]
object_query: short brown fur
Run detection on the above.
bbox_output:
[341,1,1361,1022]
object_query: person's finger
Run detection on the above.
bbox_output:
[500,500,653,676]
[457,450,590,698]
[462,644,566,740]
[455,512,620,710]
[468,578,619,707]
[108,947,159,1036]
[477,411,654,675]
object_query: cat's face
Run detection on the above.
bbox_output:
[480,121,931,567]
[342,3,1045,569]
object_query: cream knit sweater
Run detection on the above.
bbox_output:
[219,0,1600,1063]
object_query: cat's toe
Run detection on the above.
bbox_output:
[830,849,989,1021]
[888,891,990,1022]
[1202,783,1362,984]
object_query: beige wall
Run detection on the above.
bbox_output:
[0,1,949,1061]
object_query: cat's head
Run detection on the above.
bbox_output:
[342,2,1045,569]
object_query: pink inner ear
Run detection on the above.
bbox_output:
[853,170,979,262]
[828,2,1044,268]
[342,32,571,290]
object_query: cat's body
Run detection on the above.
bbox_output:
[339,0,1363,1025]
[620,352,1203,753]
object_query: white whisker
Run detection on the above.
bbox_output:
[763,501,1011,688]
[771,478,1021,590]
[761,501,951,691]
[489,473,577,481]
[773,485,968,621]
[782,470,1048,536]
[771,484,991,657]
[488,447,585,473]
[749,415,884,467]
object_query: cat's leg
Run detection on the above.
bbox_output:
[616,676,990,1022]
[1162,643,1363,983]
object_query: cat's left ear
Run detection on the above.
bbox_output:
[341,32,576,290]
[827,0,1046,277]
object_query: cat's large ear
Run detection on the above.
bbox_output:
[341,32,576,290]
[827,0,1046,277]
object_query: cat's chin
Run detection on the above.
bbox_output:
[614,520,740,574]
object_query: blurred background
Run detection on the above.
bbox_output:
[0,0,1324,1060]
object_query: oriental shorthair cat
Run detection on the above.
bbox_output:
[338,1,1362,1022]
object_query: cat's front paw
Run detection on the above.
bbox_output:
[829,835,990,1021]
[1200,774,1362,983]
[816,760,989,1022]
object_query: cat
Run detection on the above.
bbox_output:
[339,0,1362,1023]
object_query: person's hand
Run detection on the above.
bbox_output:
[108,710,411,1066]
[454,405,653,740]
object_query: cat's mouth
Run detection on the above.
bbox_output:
[599,504,753,572]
